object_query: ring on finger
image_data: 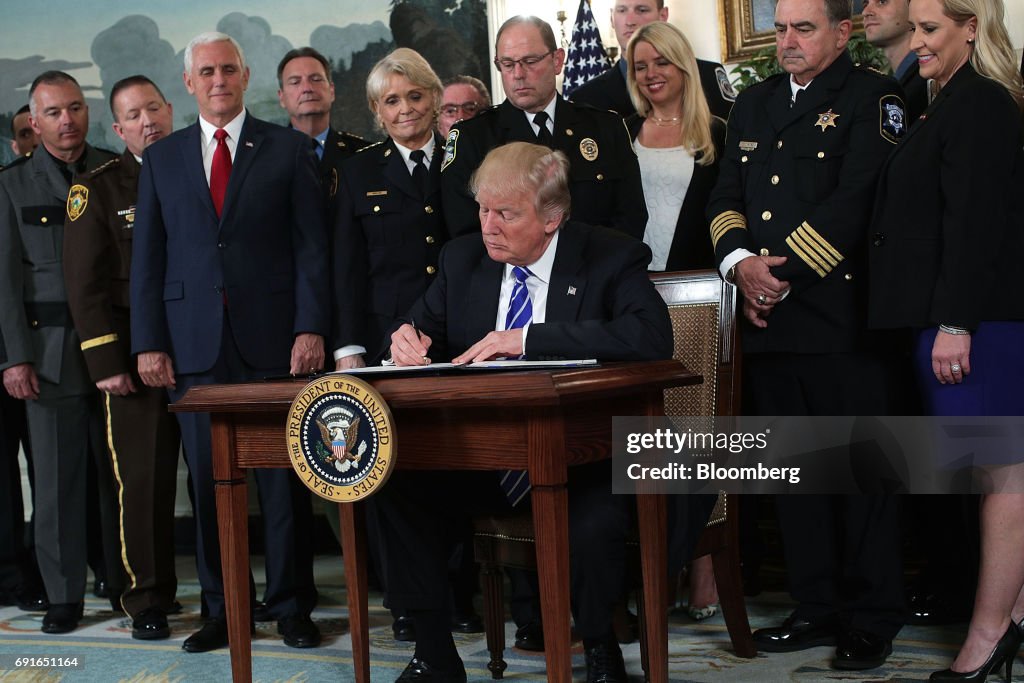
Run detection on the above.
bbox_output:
[756,293,767,305]
[950,363,962,373]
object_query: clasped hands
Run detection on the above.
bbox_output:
[389,323,524,366]
[735,255,789,329]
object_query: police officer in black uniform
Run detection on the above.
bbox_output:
[276,47,370,220]
[570,0,736,121]
[441,15,647,239]
[62,75,183,641]
[707,0,907,671]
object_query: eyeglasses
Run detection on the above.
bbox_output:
[441,102,482,117]
[493,51,555,73]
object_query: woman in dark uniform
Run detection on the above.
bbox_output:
[624,21,725,272]
[332,47,448,367]
[867,0,1024,680]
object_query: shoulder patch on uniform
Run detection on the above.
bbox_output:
[67,184,89,221]
[879,94,906,144]
[715,66,738,101]
[441,128,458,173]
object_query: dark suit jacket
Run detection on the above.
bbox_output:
[869,64,1024,330]
[707,52,905,354]
[399,222,672,362]
[626,115,726,271]
[441,97,647,239]
[898,59,929,124]
[572,59,736,122]
[333,135,447,362]
[130,113,329,374]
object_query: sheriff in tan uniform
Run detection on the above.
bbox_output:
[62,76,181,641]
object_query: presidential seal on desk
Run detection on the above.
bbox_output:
[286,375,396,502]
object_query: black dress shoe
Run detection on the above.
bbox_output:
[132,607,170,640]
[15,587,49,612]
[833,629,893,670]
[396,656,467,682]
[450,610,484,634]
[278,614,321,648]
[753,614,837,652]
[41,602,83,634]
[584,640,628,683]
[393,616,416,642]
[253,599,272,622]
[514,621,544,651]
[182,619,229,653]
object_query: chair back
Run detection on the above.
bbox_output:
[650,270,740,420]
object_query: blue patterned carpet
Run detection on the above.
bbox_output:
[0,557,984,682]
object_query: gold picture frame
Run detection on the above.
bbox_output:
[719,0,865,63]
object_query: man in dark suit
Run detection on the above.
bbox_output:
[63,75,182,641]
[863,0,929,120]
[382,141,671,683]
[441,15,647,239]
[130,32,328,653]
[0,71,119,634]
[707,0,907,671]
[276,46,370,219]
[571,0,736,121]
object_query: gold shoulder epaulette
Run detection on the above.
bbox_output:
[357,140,385,153]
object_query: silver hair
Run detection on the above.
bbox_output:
[184,32,246,73]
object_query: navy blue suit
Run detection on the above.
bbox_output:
[131,113,329,619]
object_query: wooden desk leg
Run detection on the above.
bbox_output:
[636,493,668,683]
[339,502,370,683]
[211,417,252,683]
[531,483,572,683]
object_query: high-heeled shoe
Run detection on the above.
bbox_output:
[930,623,1021,682]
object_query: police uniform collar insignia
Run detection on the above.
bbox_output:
[814,110,840,131]
[67,185,89,221]
[579,137,598,162]
[383,147,392,157]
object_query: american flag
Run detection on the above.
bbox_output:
[562,0,613,97]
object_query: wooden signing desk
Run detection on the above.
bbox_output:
[172,361,698,683]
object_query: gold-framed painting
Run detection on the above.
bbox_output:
[719,0,865,63]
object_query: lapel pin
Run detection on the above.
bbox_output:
[244,141,254,148]
[567,286,577,296]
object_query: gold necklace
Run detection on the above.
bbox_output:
[650,115,682,127]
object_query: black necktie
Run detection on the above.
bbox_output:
[533,112,553,147]
[410,149,428,199]
[790,88,802,108]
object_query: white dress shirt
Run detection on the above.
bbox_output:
[198,109,246,185]
[495,231,560,353]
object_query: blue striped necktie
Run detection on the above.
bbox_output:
[500,265,534,506]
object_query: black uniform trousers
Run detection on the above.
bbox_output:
[372,460,631,640]
[742,351,905,640]
[168,316,316,621]
[103,380,181,616]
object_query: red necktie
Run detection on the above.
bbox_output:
[210,128,231,217]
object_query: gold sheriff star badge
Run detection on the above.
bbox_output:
[815,109,840,131]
